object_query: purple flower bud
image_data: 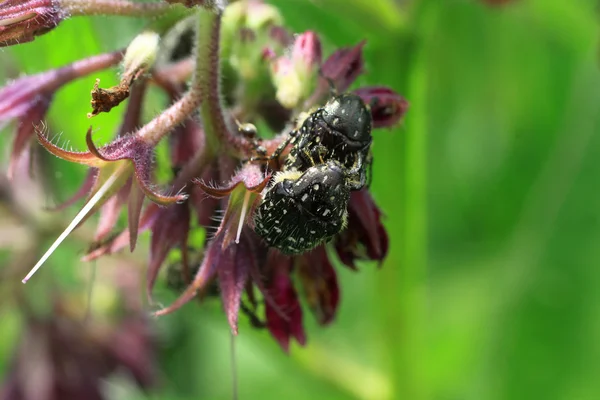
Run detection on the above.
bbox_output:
[320,40,365,93]
[354,86,409,128]
[0,0,64,47]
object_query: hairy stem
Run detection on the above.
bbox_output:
[58,0,176,17]
[136,90,202,145]
[50,52,125,88]
[0,51,123,118]
[194,8,251,157]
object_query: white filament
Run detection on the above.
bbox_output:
[235,191,251,244]
[22,172,120,283]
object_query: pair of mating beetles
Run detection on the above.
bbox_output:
[252,93,373,254]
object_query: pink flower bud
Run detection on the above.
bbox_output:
[292,31,322,72]
[0,0,64,47]
[270,31,323,109]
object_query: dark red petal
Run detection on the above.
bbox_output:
[297,246,340,325]
[218,234,256,334]
[354,86,409,128]
[337,190,389,267]
[147,203,190,301]
[245,234,288,320]
[320,40,365,93]
[265,261,306,352]
[351,190,388,261]
[334,233,360,270]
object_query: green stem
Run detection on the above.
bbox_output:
[194,8,252,157]
[59,0,177,18]
[385,1,436,398]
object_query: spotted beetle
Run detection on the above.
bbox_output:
[253,160,351,254]
[253,93,373,190]
[251,93,373,254]
[285,93,372,190]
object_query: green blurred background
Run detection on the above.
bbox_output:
[2,0,600,399]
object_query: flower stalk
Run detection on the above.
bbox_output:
[195,7,241,156]
[58,0,176,17]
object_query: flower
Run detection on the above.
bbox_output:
[0,0,64,47]
[5,4,408,353]
[153,163,271,332]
